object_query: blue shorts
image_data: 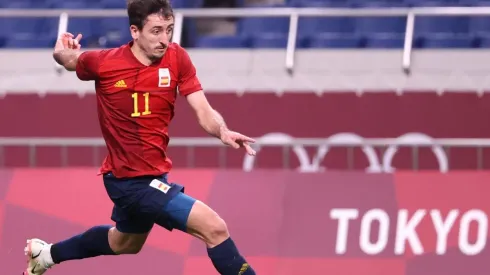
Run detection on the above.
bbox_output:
[103,172,196,234]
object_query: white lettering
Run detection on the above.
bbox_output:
[330,208,359,254]
[331,208,488,256]
[394,209,425,255]
[459,209,488,255]
[359,209,390,255]
[431,209,459,255]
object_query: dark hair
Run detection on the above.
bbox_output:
[127,0,174,30]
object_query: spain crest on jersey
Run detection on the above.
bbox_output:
[158,68,171,88]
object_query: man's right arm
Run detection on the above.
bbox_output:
[53,49,82,71]
[52,32,100,81]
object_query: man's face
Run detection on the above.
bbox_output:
[131,13,174,61]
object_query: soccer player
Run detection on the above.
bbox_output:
[22,0,257,275]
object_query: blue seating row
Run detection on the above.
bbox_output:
[0,0,490,8]
[2,33,490,49]
[0,0,201,9]
[1,0,490,48]
[194,33,490,48]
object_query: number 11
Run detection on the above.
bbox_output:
[131,92,151,117]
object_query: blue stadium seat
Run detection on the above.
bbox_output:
[354,2,407,35]
[250,33,307,48]
[365,34,406,48]
[181,0,204,8]
[409,1,472,48]
[45,0,102,8]
[476,34,490,48]
[298,16,355,38]
[195,35,248,48]
[182,18,199,47]
[415,16,470,34]
[0,17,46,38]
[237,4,290,38]
[405,0,462,6]
[420,34,475,48]
[251,34,288,48]
[297,2,356,38]
[289,0,354,7]
[351,0,407,7]
[42,17,100,44]
[308,33,362,48]
[235,0,245,7]
[4,34,54,48]
[50,1,89,9]
[458,0,482,6]
[99,18,130,36]
[11,0,51,9]
[100,0,126,8]
[355,16,406,35]
[238,16,290,36]
[412,2,470,35]
[101,33,132,48]
[2,1,37,8]
[68,18,101,38]
[0,37,6,48]
[102,0,199,8]
[469,1,490,38]
[470,17,490,35]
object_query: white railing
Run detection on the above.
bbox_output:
[1,136,490,171]
[1,7,490,74]
[0,136,490,147]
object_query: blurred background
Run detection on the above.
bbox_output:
[2,0,490,274]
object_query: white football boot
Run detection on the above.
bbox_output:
[23,239,54,275]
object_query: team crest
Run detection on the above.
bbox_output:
[149,179,171,194]
[158,68,171,88]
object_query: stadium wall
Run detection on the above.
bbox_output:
[1,49,490,92]
[0,50,489,170]
[2,168,490,275]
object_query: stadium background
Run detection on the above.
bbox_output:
[2,0,490,274]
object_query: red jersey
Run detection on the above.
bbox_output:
[75,41,202,178]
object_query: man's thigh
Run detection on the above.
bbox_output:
[103,172,185,234]
[154,192,197,232]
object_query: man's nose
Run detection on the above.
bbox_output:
[160,33,170,45]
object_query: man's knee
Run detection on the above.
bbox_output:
[186,201,230,247]
[108,227,148,254]
[205,216,229,245]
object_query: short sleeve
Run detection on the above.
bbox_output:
[76,50,101,81]
[177,46,203,96]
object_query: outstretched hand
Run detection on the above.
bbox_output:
[55,32,82,51]
[220,130,256,156]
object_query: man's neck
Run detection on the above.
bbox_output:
[130,44,153,66]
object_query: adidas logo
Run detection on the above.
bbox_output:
[114,80,127,88]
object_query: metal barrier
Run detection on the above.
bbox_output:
[1,136,490,170]
[1,7,489,74]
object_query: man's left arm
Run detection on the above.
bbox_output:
[186,91,255,155]
[185,91,227,139]
[177,46,256,155]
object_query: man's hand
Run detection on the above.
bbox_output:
[55,32,82,52]
[53,32,83,71]
[220,130,256,156]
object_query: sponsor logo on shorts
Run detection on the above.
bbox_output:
[149,179,171,194]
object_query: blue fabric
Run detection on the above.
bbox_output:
[207,237,256,275]
[50,225,116,264]
[103,172,185,233]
